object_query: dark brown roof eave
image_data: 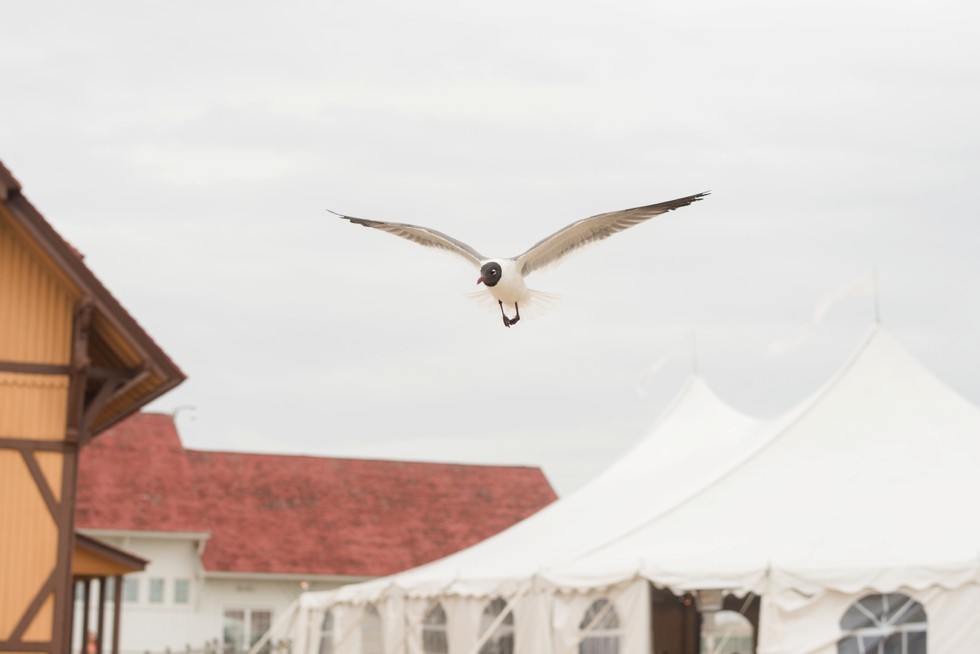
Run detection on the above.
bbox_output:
[87,375,187,436]
[75,532,149,571]
[0,159,22,197]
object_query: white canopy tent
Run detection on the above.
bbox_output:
[280,327,980,654]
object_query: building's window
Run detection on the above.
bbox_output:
[250,610,272,654]
[123,578,140,604]
[75,581,85,601]
[422,602,448,654]
[105,577,116,602]
[224,608,273,654]
[362,606,384,654]
[579,598,621,654]
[318,610,334,654]
[701,610,753,654]
[225,609,246,653]
[148,578,165,604]
[478,597,514,654]
[174,578,190,604]
[838,593,926,654]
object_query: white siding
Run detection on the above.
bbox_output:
[73,533,353,654]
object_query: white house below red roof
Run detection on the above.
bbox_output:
[72,412,557,652]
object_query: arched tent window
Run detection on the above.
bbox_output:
[422,602,449,654]
[318,610,334,654]
[579,598,621,654]
[701,610,754,654]
[838,593,926,654]
[478,597,515,654]
[362,605,384,654]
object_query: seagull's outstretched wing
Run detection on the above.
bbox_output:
[513,191,709,276]
[331,210,485,268]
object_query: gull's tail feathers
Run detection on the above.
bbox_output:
[464,289,563,322]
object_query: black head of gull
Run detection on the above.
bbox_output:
[477,261,502,287]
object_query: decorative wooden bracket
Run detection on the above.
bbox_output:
[65,301,94,444]
[79,365,151,444]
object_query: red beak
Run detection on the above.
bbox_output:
[476,275,485,285]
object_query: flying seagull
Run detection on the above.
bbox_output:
[332,191,708,328]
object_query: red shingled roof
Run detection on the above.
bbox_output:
[76,413,557,577]
[76,413,210,533]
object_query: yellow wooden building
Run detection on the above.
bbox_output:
[0,159,184,654]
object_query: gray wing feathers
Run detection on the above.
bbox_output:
[333,212,485,267]
[514,191,709,276]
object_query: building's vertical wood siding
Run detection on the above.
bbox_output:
[0,374,69,441]
[0,451,59,639]
[1,213,77,651]
[0,217,75,366]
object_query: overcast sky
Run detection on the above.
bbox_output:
[3,0,978,494]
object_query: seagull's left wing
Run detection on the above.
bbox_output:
[513,191,709,276]
[332,211,485,268]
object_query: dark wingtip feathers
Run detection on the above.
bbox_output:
[329,210,377,228]
[670,191,711,210]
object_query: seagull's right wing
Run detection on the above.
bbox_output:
[332,211,485,268]
[514,191,709,276]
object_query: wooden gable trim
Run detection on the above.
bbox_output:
[0,166,185,436]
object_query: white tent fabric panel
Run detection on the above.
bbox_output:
[757,583,980,654]
[552,581,650,654]
[914,583,980,653]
